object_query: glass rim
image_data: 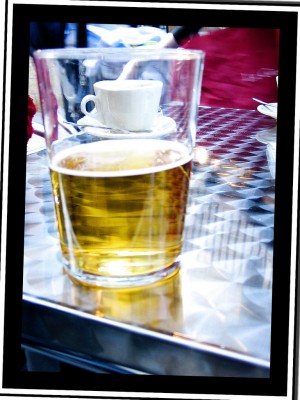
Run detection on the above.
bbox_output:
[33,47,205,61]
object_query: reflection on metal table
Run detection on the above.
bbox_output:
[22,106,276,376]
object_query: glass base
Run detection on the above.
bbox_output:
[63,262,180,288]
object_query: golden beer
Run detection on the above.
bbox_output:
[50,139,192,286]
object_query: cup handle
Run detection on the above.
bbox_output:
[81,94,98,118]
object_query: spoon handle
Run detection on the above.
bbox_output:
[252,98,277,112]
[252,97,268,105]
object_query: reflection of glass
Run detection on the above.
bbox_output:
[64,268,183,332]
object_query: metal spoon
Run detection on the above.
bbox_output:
[252,98,277,112]
[64,121,134,134]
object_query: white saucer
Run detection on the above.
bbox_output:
[257,103,277,119]
[77,115,177,139]
[256,126,277,145]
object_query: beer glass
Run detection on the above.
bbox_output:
[34,48,204,288]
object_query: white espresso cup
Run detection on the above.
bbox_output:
[80,79,163,132]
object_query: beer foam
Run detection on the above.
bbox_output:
[51,139,191,177]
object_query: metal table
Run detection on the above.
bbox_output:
[22,106,276,376]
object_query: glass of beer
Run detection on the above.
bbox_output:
[34,48,204,288]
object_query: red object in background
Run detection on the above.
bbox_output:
[27,96,36,142]
[181,28,279,109]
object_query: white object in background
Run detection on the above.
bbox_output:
[86,25,167,48]
[27,134,46,155]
